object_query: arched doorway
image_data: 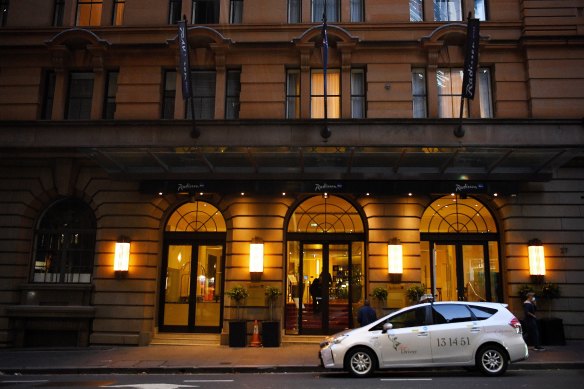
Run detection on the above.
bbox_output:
[158,201,226,333]
[285,195,366,335]
[420,195,502,302]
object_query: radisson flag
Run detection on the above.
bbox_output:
[178,18,192,100]
[321,6,329,119]
[461,17,480,99]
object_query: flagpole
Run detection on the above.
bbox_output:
[320,0,331,140]
[178,15,199,139]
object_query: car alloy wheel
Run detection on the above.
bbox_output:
[477,345,508,376]
[347,347,375,377]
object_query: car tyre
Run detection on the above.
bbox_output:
[476,344,508,376]
[346,347,376,377]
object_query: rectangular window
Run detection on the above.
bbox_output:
[103,71,119,119]
[112,0,125,26]
[434,0,461,22]
[230,0,243,24]
[478,68,493,118]
[66,72,95,120]
[169,0,182,24]
[76,0,103,26]
[437,68,467,118]
[187,70,215,120]
[41,71,56,120]
[225,70,241,119]
[350,0,363,22]
[312,0,338,22]
[286,69,300,119]
[0,0,8,27]
[410,0,423,22]
[162,70,176,119]
[288,0,300,23]
[412,68,427,118]
[311,69,340,119]
[53,0,65,26]
[475,0,487,21]
[192,0,219,24]
[351,69,365,118]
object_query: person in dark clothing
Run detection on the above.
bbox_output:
[309,277,321,313]
[357,299,377,326]
[523,292,545,350]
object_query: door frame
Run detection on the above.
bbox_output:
[421,233,501,302]
[158,232,226,333]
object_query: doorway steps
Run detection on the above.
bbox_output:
[281,334,323,345]
[150,332,221,346]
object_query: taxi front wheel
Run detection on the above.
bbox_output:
[345,347,377,377]
[476,344,508,376]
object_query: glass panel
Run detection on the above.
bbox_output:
[420,195,497,233]
[192,0,219,24]
[475,0,487,21]
[312,0,338,22]
[187,71,216,119]
[164,245,192,326]
[162,70,176,119]
[230,0,243,23]
[225,70,241,119]
[286,70,300,118]
[303,243,323,332]
[434,244,457,301]
[311,69,341,119]
[285,241,301,334]
[479,68,493,118]
[194,245,223,326]
[288,0,301,23]
[287,195,364,233]
[488,241,500,301]
[434,0,462,21]
[351,242,364,326]
[351,69,365,118]
[67,72,94,120]
[412,68,427,118]
[329,244,349,332]
[462,245,486,302]
[350,0,363,22]
[54,0,65,26]
[113,0,125,25]
[76,1,103,26]
[169,0,182,24]
[103,71,118,119]
[166,201,226,232]
[410,0,423,21]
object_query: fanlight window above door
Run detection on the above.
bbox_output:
[166,201,226,232]
[288,195,364,233]
[420,195,497,233]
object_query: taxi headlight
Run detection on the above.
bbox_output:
[331,334,348,344]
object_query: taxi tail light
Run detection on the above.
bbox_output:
[509,317,522,334]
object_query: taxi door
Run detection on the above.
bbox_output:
[377,306,433,367]
[430,304,483,363]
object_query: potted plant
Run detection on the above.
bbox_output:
[226,285,248,347]
[518,283,535,301]
[371,286,388,316]
[263,285,282,347]
[406,284,426,304]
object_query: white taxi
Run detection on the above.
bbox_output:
[319,301,528,377]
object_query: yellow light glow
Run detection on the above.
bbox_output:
[388,243,403,274]
[249,242,264,273]
[114,242,130,272]
[528,243,546,276]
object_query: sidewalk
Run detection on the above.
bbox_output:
[0,341,583,375]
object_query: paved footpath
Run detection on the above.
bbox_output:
[0,342,583,374]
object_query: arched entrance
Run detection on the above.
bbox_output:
[285,195,366,335]
[420,195,502,302]
[158,201,226,333]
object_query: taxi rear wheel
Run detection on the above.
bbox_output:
[476,344,508,376]
[346,347,376,377]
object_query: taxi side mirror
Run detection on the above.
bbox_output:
[382,322,393,333]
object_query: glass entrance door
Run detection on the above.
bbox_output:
[422,242,497,302]
[286,241,364,335]
[161,243,223,332]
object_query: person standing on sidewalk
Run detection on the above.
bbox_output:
[357,299,377,326]
[524,292,545,351]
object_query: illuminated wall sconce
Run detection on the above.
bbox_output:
[114,236,131,278]
[249,237,264,282]
[528,239,546,283]
[388,238,403,283]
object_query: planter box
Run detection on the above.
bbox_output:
[228,321,247,347]
[262,321,280,347]
[540,317,566,346]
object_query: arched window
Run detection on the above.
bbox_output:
[165,201,226,232]
[32,198,96,283]
[420,194,497,233]
[288,195,364,233]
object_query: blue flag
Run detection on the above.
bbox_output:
[178,19,192,100]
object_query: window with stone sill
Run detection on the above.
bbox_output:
[410,1,487,22]
[76,0,103,26]
[32,199,96,284]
